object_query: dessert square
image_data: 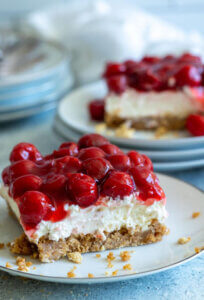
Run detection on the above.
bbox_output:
[89,53,204,130]
[0,134,167,262]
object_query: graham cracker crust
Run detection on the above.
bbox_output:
[105,113,186,130]
[10,220,167,262]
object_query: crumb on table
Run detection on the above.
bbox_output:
[192,212,200,219]
[178,237,191,245]
[67,252,82,264]
[120,251,131,261]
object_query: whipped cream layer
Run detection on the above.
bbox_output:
[0,185,167,244]
[105,88,203,119]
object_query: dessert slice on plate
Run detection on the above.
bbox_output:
[0,134,168,262]
[90,53,204,130]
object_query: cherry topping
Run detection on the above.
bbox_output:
[66,173,98,207]
[10,143,42,163]
[89,99,105,121]
[42,174,66,192]
[186,114,204,136]
[59,142,78,156]
[54,156,82,173]
[82,157,112,182]
[128,151,153,171]
[129,166,164,201]
[106,75,127,94]
[107,154,131,171]
[9,160,37,181]
[174,65,201,87]
[103,63,126,77]
[19,191,53,227]
[99,144,123,155]
[10,175,42,198]
[2,166,10,185]
[78,134,109,149]
[78,147,105,161]
[101,171,134,198]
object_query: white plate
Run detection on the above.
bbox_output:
[58,81,204,150]
[54,115,204,162]
[53,116,204,171]
[0,174,203,283]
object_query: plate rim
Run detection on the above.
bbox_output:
[0,173,203,284]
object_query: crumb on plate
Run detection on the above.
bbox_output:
[120,251,131,261]
[88,273,94,278]
[123,264,132,271]
[192,212,200,218]
[5,262,12,268]
[107,261,114,268]
[95,254,101,258]
[67,252,82,264]
[195,246,204,254]
[0,243,5,249]
[112,270,118,276]
[178,237,191,245]
[107,252,115,261]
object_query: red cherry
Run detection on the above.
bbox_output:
[82,157,112,181]
[10,143,42,163]
[101,171,134,198]
[186,114,204,136]
[42,174,66,192]
[2,166,10,185]
[9,175,42,198]
[54,156,82,173]
[128,151,153,171]
[141,56,160,64]
[66,173,98,207]
[59,142,78,156]
[99,144,123,155]
[129,166,164,201]
[107,154,131,171]
[103,63,126,77]
[78,147,105,161]
[174,65,201,87]
[19,191,53,226]
[78,134,109,149]
[89,99,105,121]
[106,75,127,94]
[178,53,202,65]
[9,160,37,182]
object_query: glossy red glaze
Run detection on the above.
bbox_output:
[186,114,204,136]
[103,53,204,94]
[2,134,165,228]
[10,143,42,163]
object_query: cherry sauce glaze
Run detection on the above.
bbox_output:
[2,134,165,229]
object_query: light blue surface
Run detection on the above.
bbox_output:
[0,111,203,300]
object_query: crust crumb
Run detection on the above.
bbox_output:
[155,126,168,139]
[107,252,115,261]
[26,261,33,267]
[195,246,204,253]
[67,252,82,264]
[88,273,94,278]
[95,254,101,258]
[112,270,118,276]
[67,266,77,278]
[107,261,114,268]
[123,263,132,270]
[120,251,131,261]
[115,123,134,138]
[192,212,200,218]
[6,242,11,248]
[105,271,109,276]
[95,123,107,134]
[33,266,37,270]
[5,262,12,268]
[165,228,170,235]
[178,237,191,245]
[16,256,32,272]
[0,243,5,249]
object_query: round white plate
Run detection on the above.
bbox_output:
[53,116,204,171]
[0,174,203,283]
[58,81,204,150]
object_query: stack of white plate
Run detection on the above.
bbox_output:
[0,26,73,122]
[53,81,204,172]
